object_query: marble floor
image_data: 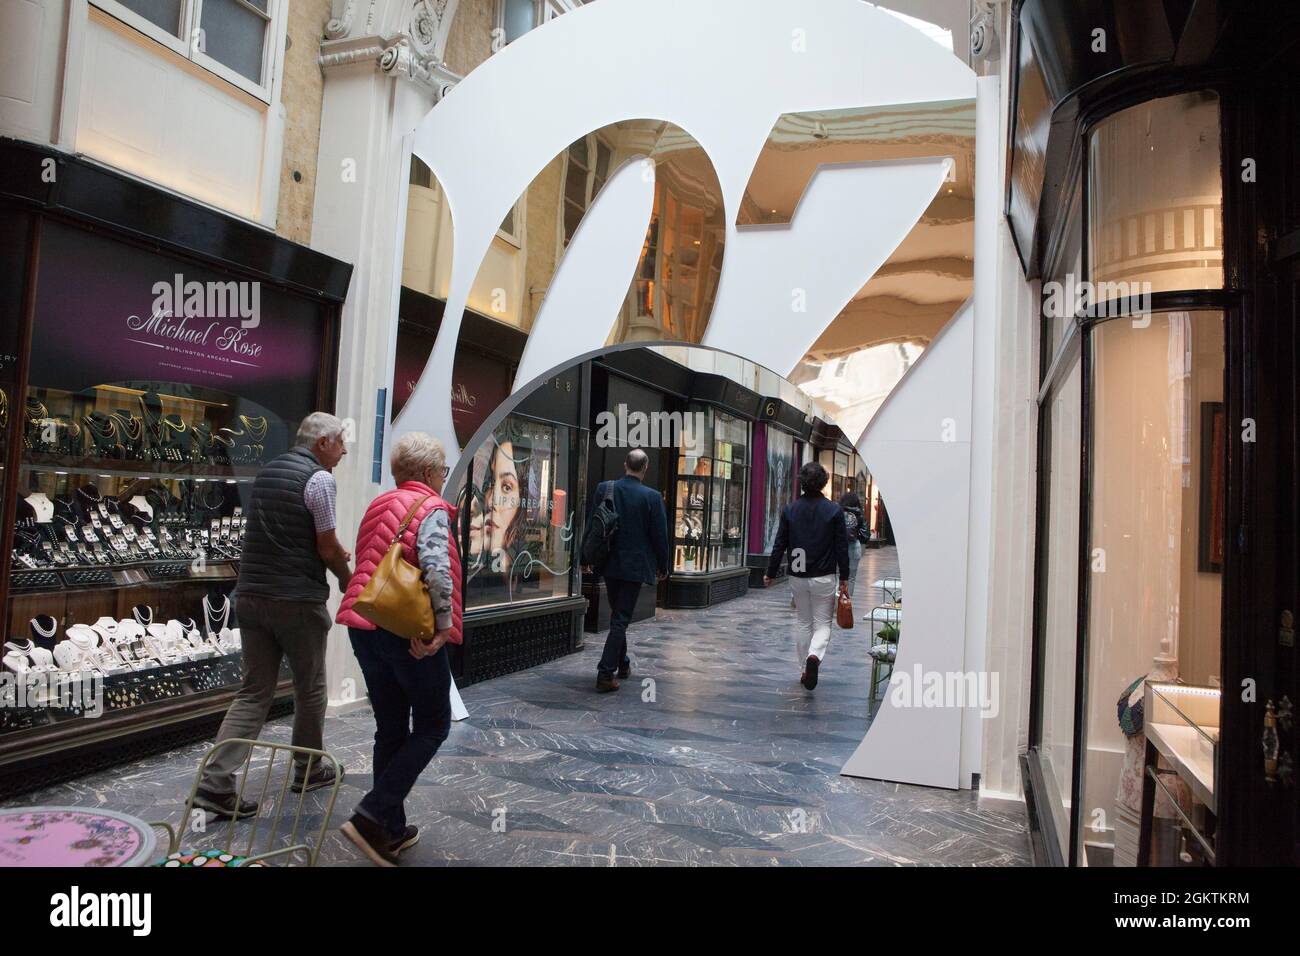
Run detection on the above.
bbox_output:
[6,547,1031,866]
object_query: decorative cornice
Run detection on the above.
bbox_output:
[319,0,461,96]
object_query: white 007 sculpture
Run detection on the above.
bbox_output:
[393,0,994,790]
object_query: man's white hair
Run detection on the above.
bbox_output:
[296,411,345,447]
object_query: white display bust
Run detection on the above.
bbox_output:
[128,495,154,519]
[25,492,54,522]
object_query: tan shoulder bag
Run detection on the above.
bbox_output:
[353,496,436,641]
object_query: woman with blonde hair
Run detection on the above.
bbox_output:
[335,431,462,866]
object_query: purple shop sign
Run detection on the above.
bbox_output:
[30,221,324,422]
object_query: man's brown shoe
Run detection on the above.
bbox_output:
[617,661,631,680]
[596,674,621,693]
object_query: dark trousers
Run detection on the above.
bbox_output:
[598,577,641,678]
[348,627,452,836]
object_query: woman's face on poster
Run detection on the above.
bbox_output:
[483,441,521,559]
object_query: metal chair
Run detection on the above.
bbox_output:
[866,606,902,717]
[151,739,343,866]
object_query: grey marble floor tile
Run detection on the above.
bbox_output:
[4,547,1030,867]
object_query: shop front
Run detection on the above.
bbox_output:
[745,397,810,587]
[1009,0,1299,867]
[582,349,691,630]
[0,139,350,796]
[451,362,588,686]
[664,373,759,609]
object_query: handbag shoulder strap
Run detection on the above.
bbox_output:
[391,495,433,546]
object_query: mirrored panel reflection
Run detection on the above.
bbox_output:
[762,100,975,443]
[397,120,726,449]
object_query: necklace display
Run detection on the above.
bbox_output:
[203,594,231,636]
[82,412,122,459]
[25,492,54,523]
[239,415,268,440]
[30,615,58,642]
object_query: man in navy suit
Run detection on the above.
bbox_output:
[586,449,669,692]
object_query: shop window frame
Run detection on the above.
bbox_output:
[1026,75,1238,867]
[458,412,586,612]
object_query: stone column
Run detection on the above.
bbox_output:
[310,0,461,710]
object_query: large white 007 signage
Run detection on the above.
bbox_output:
[396,0,984,789]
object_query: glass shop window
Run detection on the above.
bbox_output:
[711,412,748,570]
[1077,311,1225,867]
[1088,92,1223,297]
[462,416,579,609]
[1036,353,1083,861]
[760,428,796,554]
[674,406,713,573]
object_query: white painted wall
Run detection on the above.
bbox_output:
[0,0,287,226]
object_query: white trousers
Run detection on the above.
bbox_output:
[789,573,837,667]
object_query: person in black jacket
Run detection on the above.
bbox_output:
[585,449,669,692]
[764,461,850,689]
[840,491,868,597]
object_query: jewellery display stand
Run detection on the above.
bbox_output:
[3,380,308,775]
[0,152,346,797]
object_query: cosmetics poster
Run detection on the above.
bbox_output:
[463,416,575,609]
[29,221,324,423]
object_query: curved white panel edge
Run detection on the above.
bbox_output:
[839,300,974,790]
[703,158,950,377]
[513,156,657,391]
[397,0,987,793]
[399,0,975,462]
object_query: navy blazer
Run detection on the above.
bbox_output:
[766,492,851,581]
[590,475,669,585]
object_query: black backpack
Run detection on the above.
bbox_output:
[581,484,620,572]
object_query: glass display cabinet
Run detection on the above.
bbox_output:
[672,407,748,573]
[1139,682,1221,866]
[0,209,342,788]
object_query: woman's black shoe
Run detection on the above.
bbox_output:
[341,814,399,867]
[395,825,419,853]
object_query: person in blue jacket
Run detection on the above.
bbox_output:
[585,449,669,692]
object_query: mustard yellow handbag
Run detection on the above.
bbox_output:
[353,496,436,641]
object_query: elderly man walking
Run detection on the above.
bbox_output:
[193,412,354,819]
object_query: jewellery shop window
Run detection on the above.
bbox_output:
[2,221,332,735]
[462,415,582,610]
[760,427,796,555]
[673,406,748,573]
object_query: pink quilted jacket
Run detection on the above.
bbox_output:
[336,481,462,644]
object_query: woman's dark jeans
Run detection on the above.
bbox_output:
[348,626,452,837]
